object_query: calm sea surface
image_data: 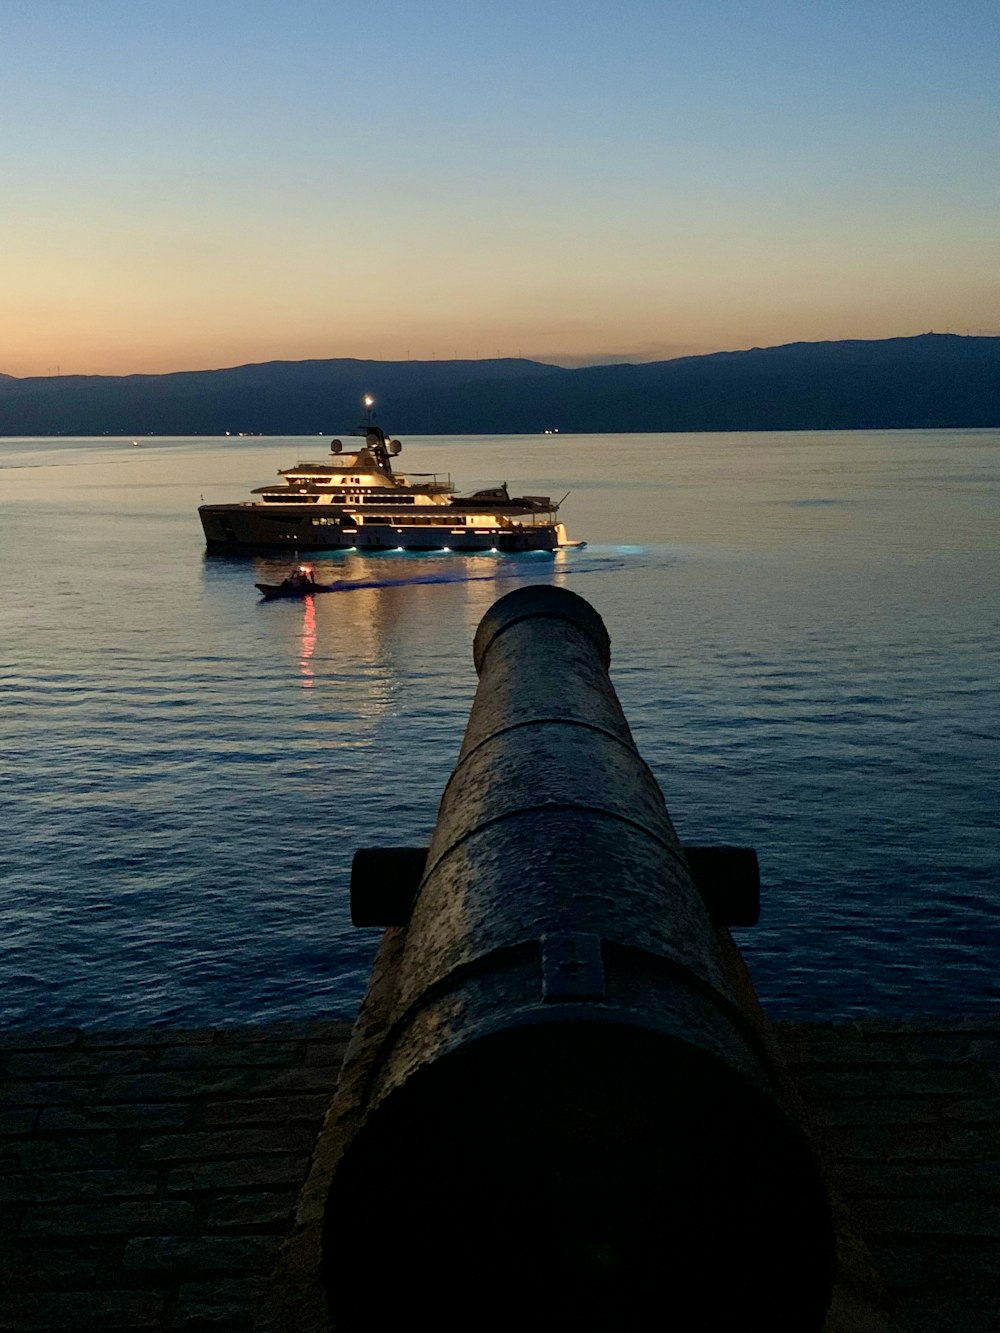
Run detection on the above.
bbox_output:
[1,429,997,1029]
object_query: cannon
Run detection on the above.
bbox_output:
[310,585,834,1331]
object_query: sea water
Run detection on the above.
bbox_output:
[1,429,997,1028]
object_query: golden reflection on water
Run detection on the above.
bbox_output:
[298,596,316,689]
[258,552,571,713]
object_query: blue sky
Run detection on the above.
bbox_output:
[1,0,997,374]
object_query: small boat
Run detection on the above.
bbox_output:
[255,566,340,599]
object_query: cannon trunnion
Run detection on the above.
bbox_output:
[318,586,834,1331]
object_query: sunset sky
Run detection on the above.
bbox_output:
[1,0,997,377]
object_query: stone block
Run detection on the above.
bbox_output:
[78,1027,216,1049]
[203,1190,300,1231]
[138,1126,314,1164]
[122,1233,281,1273]
[838,1158,1000,1201]
[805,1096,961,1127]
[871,1235,1000,1302]
[778,1025,1000,1069]
[0,1168,158,1204]
[950,1094,1000,1124]
[245,1064,343,1095]
[0,1289,163,1328]
[19,1200,196,1239]
[302,1041,351,1067]
[0,1240,101,1288]
[173,1277,267,1328]
[102,1064,341,1103]
[1,1079,103,1108]
[158,1042,301,1070]
[202,1094,330,1127]
[0,1030,80,1053]
[210,1021,350,1044]
[894,1296,999,1333]
[814,1119,999,1162]
[101,1071,253,1102]
[0,1134,119,1173]
[37,1101,190,1132]
[167,1156,310,1194]
[0,1108,36,1136]
[3,1049,151,1079]
[798,1065,990,1100]
[848,1196,1000,1239]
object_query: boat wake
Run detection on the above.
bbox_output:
[305,548,657,597]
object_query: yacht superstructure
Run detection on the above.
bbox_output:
[199,407,575,553]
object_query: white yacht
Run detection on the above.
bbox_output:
[199,403,578,554]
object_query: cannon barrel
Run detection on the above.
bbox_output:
[350,843,762,927]
[321,585,833,1331]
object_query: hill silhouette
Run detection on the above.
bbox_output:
[0,334,996,434]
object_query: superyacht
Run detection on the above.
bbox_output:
[199,399,578,554]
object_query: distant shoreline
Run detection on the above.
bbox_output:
[1,333,997,436]
[5,425,1000,441]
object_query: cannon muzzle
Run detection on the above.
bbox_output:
[320,585,833,1331]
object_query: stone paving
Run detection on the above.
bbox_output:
[1,1018,998,1331]
[0,1022,349,1331]
[780,1019,1000,1333]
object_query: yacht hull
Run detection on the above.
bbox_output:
[199,504,560,553]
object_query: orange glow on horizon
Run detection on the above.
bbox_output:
[3,311,993,380]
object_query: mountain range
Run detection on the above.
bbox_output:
[1,334,997,435]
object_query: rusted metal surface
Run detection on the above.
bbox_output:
[321,585,834,1331]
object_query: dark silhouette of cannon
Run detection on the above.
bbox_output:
[317,585,834,1332]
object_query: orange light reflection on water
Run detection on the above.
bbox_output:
[299,595,316,688]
